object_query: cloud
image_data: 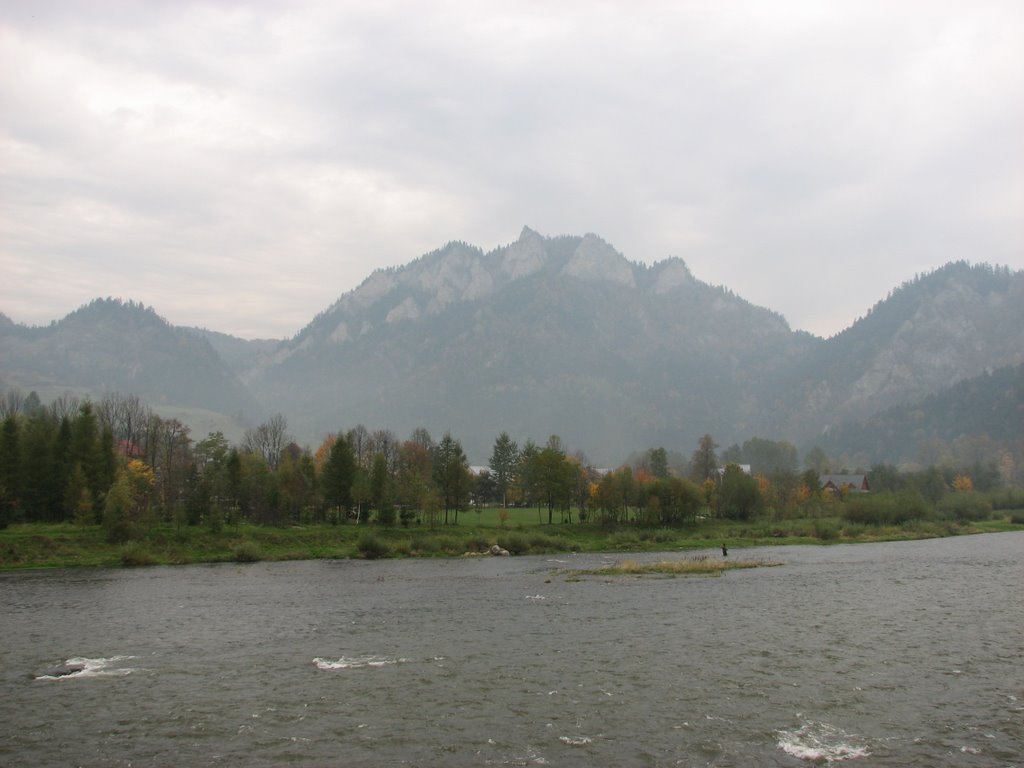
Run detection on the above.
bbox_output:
[1,1,1022,338]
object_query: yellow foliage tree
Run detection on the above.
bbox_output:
[952,474,974,492]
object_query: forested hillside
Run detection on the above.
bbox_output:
[814,363,1024,470]
[0,299,259,418]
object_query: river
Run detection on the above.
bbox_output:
[1,532,1022,766]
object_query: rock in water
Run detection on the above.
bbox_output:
[42,663,86,678]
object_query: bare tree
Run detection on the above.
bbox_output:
[371,428,400,475]
[242,413,291,470]
[0,388,24,418]
[346,424,372,470]
[97,392,151,456]
[48,392,82,422]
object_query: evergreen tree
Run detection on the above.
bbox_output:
[489,432,519,508]
[0,415,21,525]
[322,436,356,516]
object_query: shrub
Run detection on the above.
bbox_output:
[990,489,1024,511]
[119,542,157,566]
[357,533,391,560]
[607,530,641,549]
[392,540,413,556]
[464,534,490,553]
[206,505,225,534]
[842,491,930,526]
[496,533,530,555]
[232,541,262,563]
[1010,513,1024,525]
[814,520,839,541]
[640,529,677,544]
[937,492,992,522]
[411,534,461,554]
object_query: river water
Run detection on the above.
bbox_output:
[1,532,1022,767]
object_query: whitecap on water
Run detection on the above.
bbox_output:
[559,736,593,746]
[777,718,870,762]
[35,655,138,680]
[313,656,410,670]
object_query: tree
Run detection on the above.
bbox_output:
[489,432,519,508]
[0,415,21,525]
[433,432,471,525]
[803,446,831,474]
[648,447,669,480]
[689,434,718,483]
[516,439,540,512]
[102,459,156,542]
[346,424,372,470]
[242,413,290,471]
[534,443,575,524]
[396,439,434,525]
[369,452,393,524]
[70,402,102,509]
[322,436,356,519]
[718,464,762,520]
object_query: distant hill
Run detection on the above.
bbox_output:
[1,231,1021,467]
[0,298,260,419]
[812,363,1024,469]
[782,262,1024,438]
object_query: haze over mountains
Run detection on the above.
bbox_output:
[2,228,1022,468]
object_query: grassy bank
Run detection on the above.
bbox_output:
[1,510,1022,571]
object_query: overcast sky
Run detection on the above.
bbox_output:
[2,1,1022,340]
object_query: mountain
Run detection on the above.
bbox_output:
[783,262,1024,438]
[813,363,1024,469]
[0,298,260,419]
[1,231,1021,467]
[246,228,816,462]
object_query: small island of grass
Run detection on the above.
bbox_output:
[575,555,784,578]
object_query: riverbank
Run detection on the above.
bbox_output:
[2,513,1022,571]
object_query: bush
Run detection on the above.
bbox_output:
[814,520,840,541]
[119,542,157,566]
[640,529,677,544]
[527,533,572,552]
[937,492,992,522]
[842,491,930,526]
[1009,513,1024,525]
[411,534,461,554]
[232,541,262,563]
[607,530,641,549]
[464,534,490,553]
[990,489,1024,511]
[206,505,224,534]
[496,533,530,555]
[357,533,391,560]
[392,540,413,556]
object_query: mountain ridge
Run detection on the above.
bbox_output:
[1,230,1021,467]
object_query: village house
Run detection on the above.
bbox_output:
[819,474,870,495]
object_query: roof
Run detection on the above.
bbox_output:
[820,474,869,490]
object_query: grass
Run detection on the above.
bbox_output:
[0,510,1021,571]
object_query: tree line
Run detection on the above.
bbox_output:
[0,389,1014,541]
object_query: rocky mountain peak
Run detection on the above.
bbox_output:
[651,257,695,294]
[500,226,549,279]
[561,233,636,288]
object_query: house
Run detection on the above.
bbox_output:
[820,474,870,495]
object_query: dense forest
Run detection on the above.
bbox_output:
[1,388,1018,544]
